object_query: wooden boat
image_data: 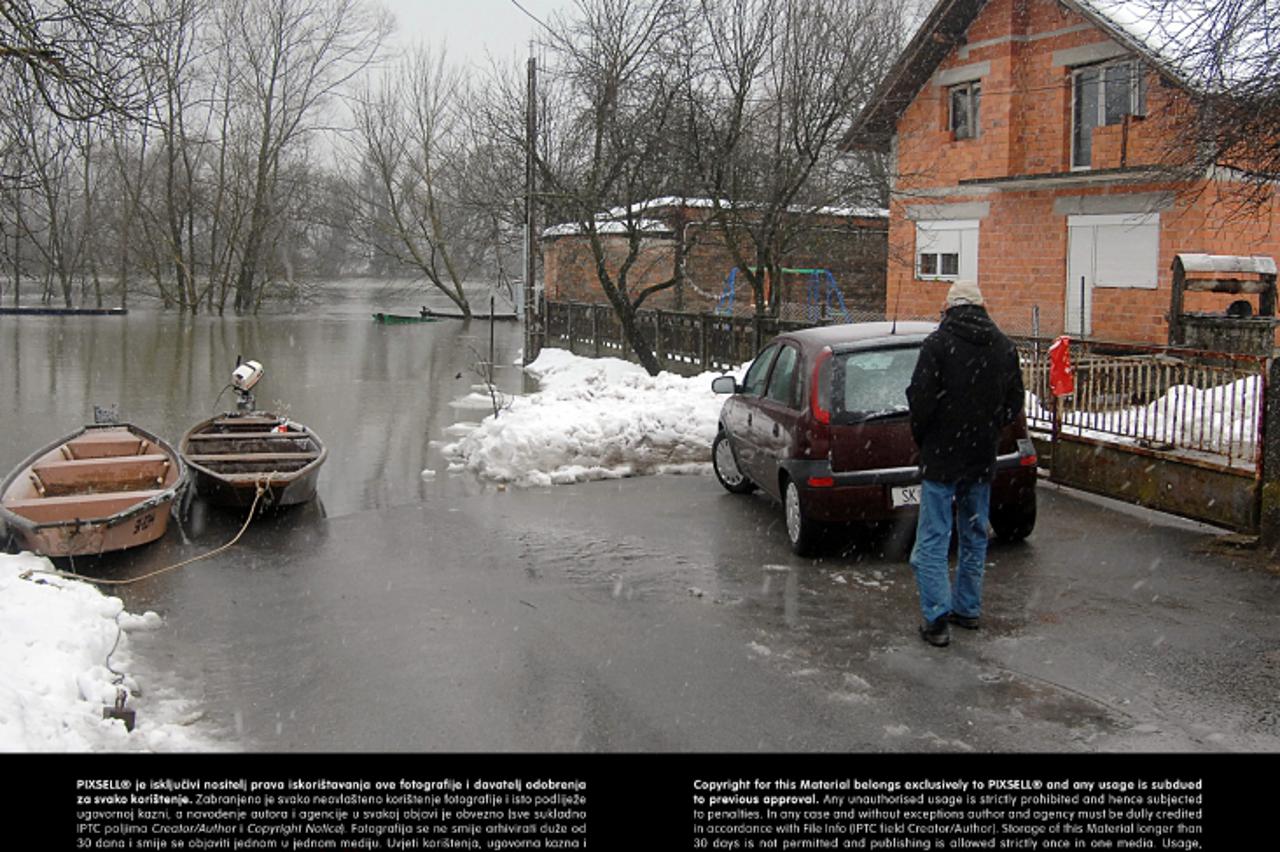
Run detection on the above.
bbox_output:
[0,423,187,557]
[180,413,327,510]
[372,311,440,324]
[420,307,519,321]
[0,306,127,316]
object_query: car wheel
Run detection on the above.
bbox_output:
[991,491,1036,542]
[784,478,823,556]
[713,431,756,494]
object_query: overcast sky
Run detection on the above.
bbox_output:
[381,0,569,69]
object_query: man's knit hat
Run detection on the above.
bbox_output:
[946,279,984,308]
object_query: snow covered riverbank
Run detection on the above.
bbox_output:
[3,348,736,752]
[0,552,219,752]
[442,348,739,487]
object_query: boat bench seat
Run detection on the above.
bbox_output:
[32,454,171,494]
[187,452,320,463]
[186,431,306,441]
[66,430,152,459]
[4,489,165,523]
[211,417,289,428]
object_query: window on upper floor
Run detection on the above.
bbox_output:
[916,220,979,282]
[949,81,981,140]
[1072,59,1147,169]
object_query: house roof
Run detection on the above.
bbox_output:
[843,0,1240,153]
[541,197,888,239]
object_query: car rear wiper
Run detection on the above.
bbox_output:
[840,409,910,424]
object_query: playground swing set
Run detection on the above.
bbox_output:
[713,266,852,323]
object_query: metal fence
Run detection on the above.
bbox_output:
[544,300,876,375]
[1017,337,1268,471]
[546,302,1267,471]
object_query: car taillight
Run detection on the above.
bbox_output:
[807,476,835,488]
[1020,454,1038,467]
[810,348,832,425]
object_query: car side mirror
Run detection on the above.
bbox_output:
[711,375,738,395]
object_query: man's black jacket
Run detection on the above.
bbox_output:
[906,304,1024,483]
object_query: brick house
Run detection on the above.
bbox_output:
[541,198,888,322]
[844,0,1280,343]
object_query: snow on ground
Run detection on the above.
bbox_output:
[442,348,741,487]
[0,552,219,752]
[3,348,735,752]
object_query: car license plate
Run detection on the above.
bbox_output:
[891,485,921,507]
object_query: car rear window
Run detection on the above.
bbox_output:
[831,346,920,420]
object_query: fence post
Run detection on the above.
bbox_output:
[567,304,575,355]
[592,304,601,357]
[1259,358,1280,546]
[700,315,710,371]
[655,310,664,368]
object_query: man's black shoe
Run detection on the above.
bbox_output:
[948,612,980,630]
[919,617,950,647]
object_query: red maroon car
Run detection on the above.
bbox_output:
[711,321,1038,555]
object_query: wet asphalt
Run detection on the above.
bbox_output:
[4,294,1277,753]
[118,471,1280,753]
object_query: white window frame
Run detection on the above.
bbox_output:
[1067,212,1160,289]
[915,219,979,282]
[1071,58,1147,170]
[949,80,981,140]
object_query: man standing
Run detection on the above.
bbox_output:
[906,280,1024,647]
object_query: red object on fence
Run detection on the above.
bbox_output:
[1048,335,1075,397]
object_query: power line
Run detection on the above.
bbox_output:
[506,0,556,38]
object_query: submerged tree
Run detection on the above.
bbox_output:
[223,0,389,313]
[349,47,487,317]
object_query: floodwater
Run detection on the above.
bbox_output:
[0,280,528,520]
[4,283,1279,753]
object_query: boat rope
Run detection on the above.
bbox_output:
[19,476,272,588]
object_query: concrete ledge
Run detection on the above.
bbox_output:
[1047,435,1257,532]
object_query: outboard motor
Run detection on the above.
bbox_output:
[231,358,264,412]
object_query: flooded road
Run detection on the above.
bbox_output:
[3,286,1279,752]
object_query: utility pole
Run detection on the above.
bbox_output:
[523,51,540,365]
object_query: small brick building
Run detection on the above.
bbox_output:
[844,0,1280,342]
[542,199,888,321]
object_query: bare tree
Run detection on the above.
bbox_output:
[0,1,157,147]
[683,0,903,322]
[222,0,389,313]
[1099,1,1280,211]
[348,47,480,316]
[527,0,694,375]
[514,0,902,374]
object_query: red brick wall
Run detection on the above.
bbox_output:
[543,210,888,318]
[885,0,1280,344]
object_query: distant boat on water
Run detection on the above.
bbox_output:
[372,311,440,324]
[0,306,127,316]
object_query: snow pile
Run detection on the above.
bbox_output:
[443,349,740,487]
[0,553,214,752]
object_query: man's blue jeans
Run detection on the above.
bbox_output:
[909,478,991,623]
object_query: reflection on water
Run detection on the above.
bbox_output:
[1,281,533,749]
[0,281,528,520]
